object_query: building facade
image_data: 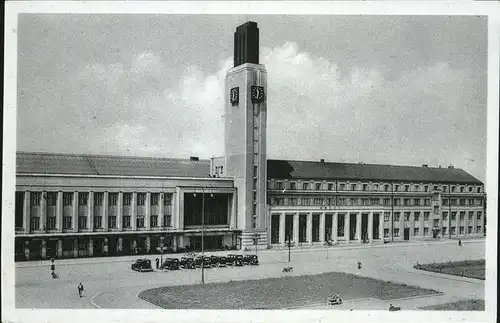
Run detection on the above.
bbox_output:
[13,21,486,261]
[266,160,486,247]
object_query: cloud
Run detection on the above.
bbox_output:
[17,44,486,181]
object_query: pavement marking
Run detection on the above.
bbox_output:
[89,292,103,309]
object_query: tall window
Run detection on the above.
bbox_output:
[477,211,482,220]
[150,215,158,227]
[404,199,411,206]
[94,215,102,228]
[328,183,334,190]
[63,216,72,229]
[394,212,401,222]
[276,182,284,190]
[339,183,346,191]
[137,215,145,228]
[63,193,73,206]
[414,212,420,221]
[442,199,449,206]
[108,216,117,229]
[383,198,391,206]
[351,184,357,191]
[163,214,172,227]
[394,228,400,237]
[459,199,466,206]
[384,212,390,222]
[47,216,56,230]
[137,193,146,206]
[442,212,448,220]
[459,211,465,220]
[303,183,309,190]
[94,192,103,206]
[315,183,322,190]
[47,192,57,206]
[468,211,474,220]
[31,216,40,230]
[109,193,118,206]
[78,216,87,229]
[414,199,420,206]
[384,185,389,192]
[290,182,296,190]
[151,194,159,206]
[164,194,173,206]
[123,215,131,228]
[123,193,132,206]
[424,212,430,221]
[451,212,457,220]
[404,212,410,221]
[404,185,410,192]
[79,193,88,206]
[362,184,368,191]
[30,192,41,206]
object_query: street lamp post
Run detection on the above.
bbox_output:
[201,187,205,285]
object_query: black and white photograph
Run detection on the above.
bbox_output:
[2,2,499,323]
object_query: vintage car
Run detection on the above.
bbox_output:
[227,254,244,266]
[180,257,196,269]
[218,256,228,267]
[131,259,153,272]
[161,258,180,270]
[210,255,219,267]
[194,256,212,268]
[243,255,259,265]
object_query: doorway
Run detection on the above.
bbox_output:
[361,213,368,242]
[404,228,410,240]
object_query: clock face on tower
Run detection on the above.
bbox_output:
[230,87,239,105]
[251,86,265,103]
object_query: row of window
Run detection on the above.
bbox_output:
[383,226,482,237]
[28,192,173,207]
[270,196,435,207]
[30,214,173,231]
[271,181,483,193]
[442,198,483,206]
[442,211,483,221]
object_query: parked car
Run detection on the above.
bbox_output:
[180,257,196,269]
[226,254,237,266]
[243,255,259,265]
[218,256,227,267]
[210,255,220,267]
[194,256,203,268]
[131,259,153,272]
[203,256,212,268]
[161,258,180,270]
[229,254,244,266]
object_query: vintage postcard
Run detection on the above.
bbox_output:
[2,2,499,323]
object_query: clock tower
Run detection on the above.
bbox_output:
[225,22,268,248]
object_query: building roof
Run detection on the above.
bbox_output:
[267,159,482,185]
[16,152,482,184]
[16,152,212,178]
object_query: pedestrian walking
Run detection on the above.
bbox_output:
[155,258,160,269]
[77,282,84,298]
[458,239,462,247]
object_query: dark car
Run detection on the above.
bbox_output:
[180,257,196,269]
[210,255,219,267]
[218,256,227,267]
[226,254,237,266]
[244,255,259,265]
[194,256,211,268]
[229,254,244,266]
[161,258,180,270]
[131,259,153,272]
[203,256,212,268]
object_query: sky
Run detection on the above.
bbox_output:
[16,14,487,181]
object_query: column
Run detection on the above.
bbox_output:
[306,213,313,244]
[333,213,338,243]
[158,193,164,228]
[146,192,151,230]
[40,192,46,232]
[41,239,47,259]
[345,213,350,243]
[103,237,109,255]
[146,236,151,253]
[131,192,137,230]
[23,191,30,233]
[103,192,109,231]
[56,191,63,232]
[88,238,94,257]
[368,212,373,243]
[293,213,299,243]
[278,213,285,244]
[172,236,178,252]
[419,212,424,239]
[379,212,384,241]
[230,192,237,229]
[117,192,123,230]
[357,213,362,243]
[319,212,325,242]
[57,239,63,258]
[73,238,78,258]
[73,192,79,233]
[88,191,94,231]
[24,240,30,261]
[117,237,123,253]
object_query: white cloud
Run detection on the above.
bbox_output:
[23,44,485,180]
